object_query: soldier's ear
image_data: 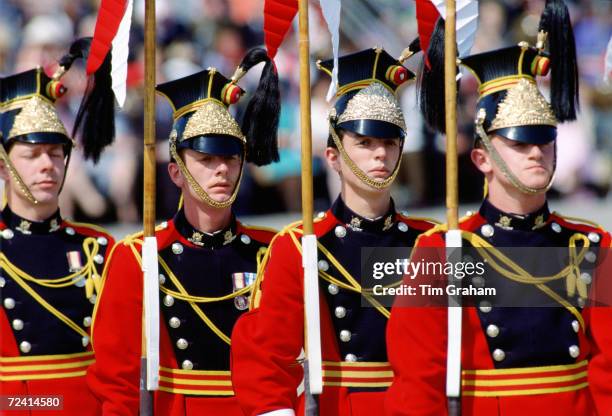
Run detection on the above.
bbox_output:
[324,146,341,174]
[471,147,493,175]
[0,158,9,182]
[167,161,185,188]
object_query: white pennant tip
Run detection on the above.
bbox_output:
[110,0,133,108]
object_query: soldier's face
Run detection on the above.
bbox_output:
[473,135,555,190]
[0,142,65,205]
[326,131,401,192]
[170,149,242,204]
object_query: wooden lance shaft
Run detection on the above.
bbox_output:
[298,0,322,414]
[143,0,156,236]
[445,0,459,231]
[140,0,156,414]
[299,0,314,234]
[444,2,462,416]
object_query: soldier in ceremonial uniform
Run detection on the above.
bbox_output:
[385,4,612,415]
[231,47,438,416]
[0,39,115,415]
[86,48,280,415]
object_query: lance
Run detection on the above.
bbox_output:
[443,0,462,415]
[140,0,160,414]
[297,0,323,414]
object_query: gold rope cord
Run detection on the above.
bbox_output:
[126,239,260,345]
[462,230,589,330]
[287,227,392,319]
[0,238,102,338]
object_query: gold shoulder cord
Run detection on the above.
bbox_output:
[0,238,103,338]
[126,239,256,345]
[287,227,396,319]
[169,135,244,209]
[463,230,590,330]
[248,221,302,310]
[329,125,401,190]
[475,109,555,195]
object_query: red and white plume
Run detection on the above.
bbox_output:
[263,0,298,60]
[415,0,478,61]
[263,0,340,101]
[87,0,134,108]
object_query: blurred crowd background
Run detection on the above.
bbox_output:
[1,0,610,225]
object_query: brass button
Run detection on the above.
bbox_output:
[12,319,24,331]
[569,345,580,358]
[163,295,175,307]
[20,341,32,353]
[344,353,357,362]
[334,226,347,238]
[486,324,500,338]
[334,306,347,319]
[492,349,505,362]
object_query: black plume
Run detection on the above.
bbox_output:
[408,37,421,55]
[538,0,579,121]
[66,37,116,163]
[418,18,451,133]
[58,38,91,71]
[239,48,280,166]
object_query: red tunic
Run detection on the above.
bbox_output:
[1,212,114,416]
[385,207,612,416]
[87,215,274,416]
[231,199,437,416]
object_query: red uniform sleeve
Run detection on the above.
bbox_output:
[231,233,305,416]
[87,241,143,416]
[385,234,449,416]
[586,232,612,416]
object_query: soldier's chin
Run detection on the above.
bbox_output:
[30,189,59,204]
[208,190,233,204]
[521,177,550,191]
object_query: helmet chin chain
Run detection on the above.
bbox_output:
[169,137,244,209]
[329,124,402,190]
[475,110,556,195]
[0,140,72,206]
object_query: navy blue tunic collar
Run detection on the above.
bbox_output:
[172,208,238,249]
[0,205,62,235]
[331,196,397,233]
[479,198,551,231]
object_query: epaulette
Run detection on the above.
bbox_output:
[238,223,277,244]
[397,212,440,229]
[249,219,320,310]
[63,219,112,238]
[552,212,605,232]
[121,221,171,246]
[277,219,306,236]
[417,211,478,238]
[413,211,482,247]
[314,211,328,223]
[239,223,277,234]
